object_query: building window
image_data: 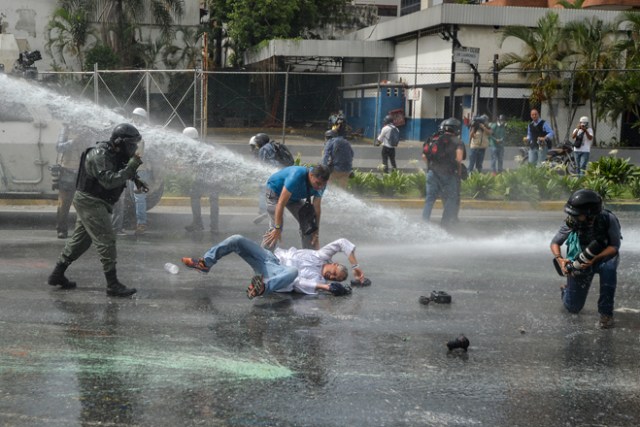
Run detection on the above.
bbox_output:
[400,0,421,16]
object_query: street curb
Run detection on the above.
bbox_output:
[2,197,638,211]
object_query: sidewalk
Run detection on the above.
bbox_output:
[2,196,639,211]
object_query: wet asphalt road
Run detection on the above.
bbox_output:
[1,204,640,427]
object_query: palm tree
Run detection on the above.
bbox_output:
[500,12,570,143]
[45,0,97,70]
[596,11,640,131]
[563,17,619,144]
[161,26,201,69]
[94,0,185,68]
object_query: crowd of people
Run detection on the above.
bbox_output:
[45,110,621,328]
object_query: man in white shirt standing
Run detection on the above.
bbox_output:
[181,235,366,299]
[572,116,594,177]
[375,115,400,173]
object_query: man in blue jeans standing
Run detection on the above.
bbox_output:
[526,109,554,166]
[181,235,365,299]
[550,189,621,329]
[422,118,465,228]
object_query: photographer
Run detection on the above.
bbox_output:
[468,115,491,173]
[550,189,621,329]
[571,116,594,177]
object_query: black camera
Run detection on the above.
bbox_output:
[470,115,487,130]
[419,290,452,305]
[17,50,42,68]
[553,240,606,277]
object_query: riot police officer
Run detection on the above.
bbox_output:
[47,123,145,297]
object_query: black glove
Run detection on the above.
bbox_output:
[134,175,150,193]
[329,282,352,296]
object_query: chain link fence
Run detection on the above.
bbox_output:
[36,67,638,147]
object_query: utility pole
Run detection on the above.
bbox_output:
[492,54,499,121]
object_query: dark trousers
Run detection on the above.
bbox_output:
[381,146,396,173]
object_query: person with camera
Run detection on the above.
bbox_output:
[489,115,507,175]
[571,116,594,177]
[322,129,354,189]
[550,189,621,329]
[422,118,465,228]
[526,108,554,165]
[181,235,366,299]
[53,123,96,239]
[468,114,491,173]
[261,164,331,251]
[47,123,146,297]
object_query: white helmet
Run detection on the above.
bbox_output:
[132,107,148,119]
[183,127,199,140]
[579,116,589,124]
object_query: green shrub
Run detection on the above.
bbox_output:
[581,176,622,201]
[407,170,427,197]
[494,170,540,202]
[586,156,635,185]
[628,176,640,200]
[461,171,496,199]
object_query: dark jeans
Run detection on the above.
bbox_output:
[422,170,459,228]
[468,148,486,173]
[381,146,396,173]
[562,256,619,316]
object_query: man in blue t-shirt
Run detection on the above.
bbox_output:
[262,164,331,250]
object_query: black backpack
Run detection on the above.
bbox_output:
[423,132,451,163]
[388,125,400,147]
[272,142,295,167]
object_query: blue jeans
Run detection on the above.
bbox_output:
[468,148,485,173]
[574,151,590,176]
[562,256,619,316]
[528,146,547,165]
[203,234,298,294]
[422,170,459,227]
[490,145,504,173]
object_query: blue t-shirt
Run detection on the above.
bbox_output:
[266,166,324,202]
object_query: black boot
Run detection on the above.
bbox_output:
[47,261,77,289]
[105,269,137,297]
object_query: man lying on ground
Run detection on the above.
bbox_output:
[181,234,366,299]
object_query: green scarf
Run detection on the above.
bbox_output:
[565,231,581,261]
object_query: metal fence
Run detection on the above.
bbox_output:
[36,67,638,147]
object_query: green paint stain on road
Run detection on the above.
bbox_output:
[1,343,294,383]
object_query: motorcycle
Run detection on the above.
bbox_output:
[544,142,578,174]
[516,140,578,175]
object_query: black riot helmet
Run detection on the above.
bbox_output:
[383,115,393,125]
[564,189,603,217]
[441,118,461,135]
[110,123,141,157]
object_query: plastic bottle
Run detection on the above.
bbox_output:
[164,262,179,274]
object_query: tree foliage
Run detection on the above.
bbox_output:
[45,0,97,70]
[205,0,350,61]
[500,12,569,142]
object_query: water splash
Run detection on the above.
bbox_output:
[2,74,447,243]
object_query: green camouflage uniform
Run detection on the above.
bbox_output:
[59,141,141,272]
